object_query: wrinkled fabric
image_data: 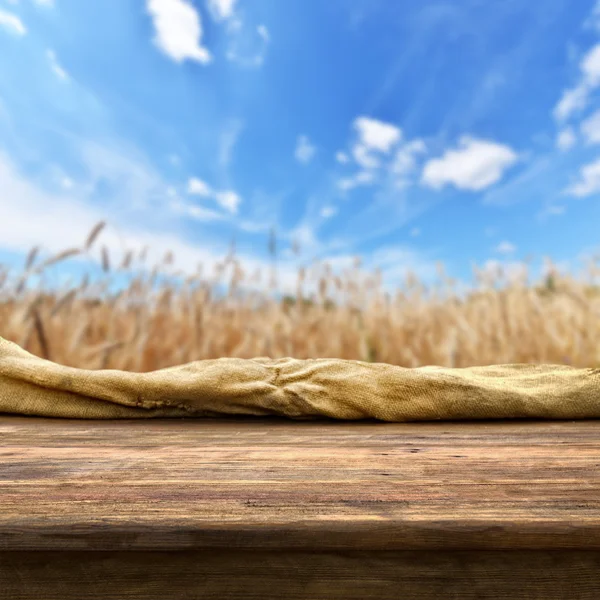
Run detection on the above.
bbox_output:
[1,335,600,421]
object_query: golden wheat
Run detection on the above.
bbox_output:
[1,220,600,371]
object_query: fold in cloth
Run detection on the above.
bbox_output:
[1,335,599,421]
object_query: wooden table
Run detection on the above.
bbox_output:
[1,415,600,599]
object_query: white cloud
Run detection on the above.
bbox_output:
[352,143,380,170]
[554,43,600,121]
[34,0,54,7]
[226,17,243,32]
[409,227,420,237]
[495,240,516,255]
[566,157,600,196]
[146,0,211,64]
[257,24,269,42]
[336,119,425,194]
[73,140,169,214]
[581,109,600,144]
[320,206,337,219]
[295,135,316,164]
[337,170,375,191]
[187,176,241,214]
[556,127,576,150]
[46,49,69,81]
[554,85,589,122]
[169,197,225,222]
[0,8,26,35]
[0,149,312,295]
[206,0,269,66]
[480,155,552,207]
[206,0,237,21]
[187,177,212,196]
[391,139,427,177]
[0,153,108,255]
[215,190,240,214]
[581,44,600,83]
[421,136,518,191]
[353,117,401,152]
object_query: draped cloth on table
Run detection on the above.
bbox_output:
[1,336,599,421]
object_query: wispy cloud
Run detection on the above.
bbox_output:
[146,0,211,64]
[257,24,269,43]
[566,156,600,197]
[580,108,600,144]
[320,205,337,219]
[226,23,270,68]
[536,203,566,222]
[584,0,600,32]
[0,8,26,36]
[337,170,375,192]
[553,43,600,121]
[206,0,238,22]
[169,197,225,222]
[556,127,576,151]
[494,240,516,255]
[294,135,316,164]
[187,176,241,214]
[187,177,212,196]
[214,190,241,213]
[0,148,310,297]
[481,155,553,207]
[391,139,427,185]
[46,49,69,81]
[205,0,269,67]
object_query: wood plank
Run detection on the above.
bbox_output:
[2,416,600,552]
[2,549,600,599]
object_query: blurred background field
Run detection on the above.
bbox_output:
[2,221,600,372]
[3,2,600,373]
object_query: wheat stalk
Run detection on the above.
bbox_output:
[84,221,106,251]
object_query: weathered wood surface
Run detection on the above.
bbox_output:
[2,416,600,552]
[2,415,600,598]
[3,549,600,599]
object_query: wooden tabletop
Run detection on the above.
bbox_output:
[1,415,600,552]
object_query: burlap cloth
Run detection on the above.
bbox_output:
[1,335,599,420]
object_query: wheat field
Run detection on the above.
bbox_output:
[0,221,599,372]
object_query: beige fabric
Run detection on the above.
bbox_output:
[1,335,599,421]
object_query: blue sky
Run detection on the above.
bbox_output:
[2,0,600,297]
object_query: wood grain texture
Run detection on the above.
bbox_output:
[2,416,600,598]
[2,416,600,551]
[2,549,600,599]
